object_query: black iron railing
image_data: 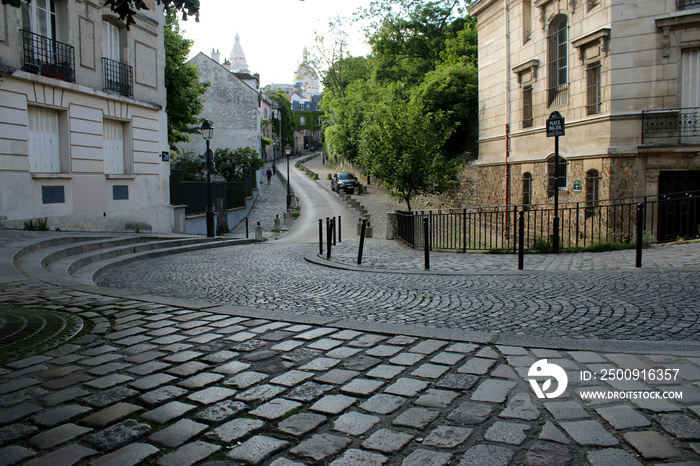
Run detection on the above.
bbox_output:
[102,57,133,97]
[396,191,700,251]
[642,108,700,145]
[21,29,75,83]
[677,0,700,10]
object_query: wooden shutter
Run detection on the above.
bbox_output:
[103,119,124,174]
[27,107,60,173]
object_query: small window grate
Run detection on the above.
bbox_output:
[42,186,65,204]
[113,185,129,200]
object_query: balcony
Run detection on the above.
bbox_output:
[677,0,700,10]
[642,108,700,145]
[103,58,134,98]
[21,29,75,83]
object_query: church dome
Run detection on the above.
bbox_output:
[229,33,249,73]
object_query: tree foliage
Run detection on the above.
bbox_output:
[164,8,208,151]
[214,147,265,183]
[268,91,295,149]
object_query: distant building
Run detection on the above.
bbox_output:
[0,0,172,232]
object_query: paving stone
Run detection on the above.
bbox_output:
[386,335,418,346]
[208,418,265,442]
[148,419,208,448]
[308,338,344,350]
[286,381,334,402]
[539,421,571,444]
[385,377,428,397]
[224,371,267,388]
[595,405,651,430]
[299,357,341,371]
[290,433,352,461]
[458,444,514,466]
[281,347,323,363]
[506,355,537,367]
[129,373,177,391]
[586,448,644,466]
[657,413,700,440]
[366,364,404,380]
[81,402,143,428]
[42,374,92,390]
[241,349,278,362]
[236,384,285,403]
[362,429,413,454]
[195,400,247,423]
[127,361,170,376]
[270,370,314,386]
[343,355,381,371]
[560,420,619,446]
[471,379,516,403]
[314,369,360,384]
[392,407,439,429]
[411,363,450,379]
[401,449,451,465]
[447,402,494,425]
[341,378,384,396]
[227,435,289,464]
[23,443,97,466]
[366,345,403,357]
[32,404,92,427]
[624,431,682,460]
[201,350,239,363]
[431,351,466,365]
[278,412,327,435]
[458,357,496,375]
[491,364,520,379]
[250,398,302,420]
[83,387,139,408]
[523,441,572,466]
[415,389,460,408]
[484,421,531,445]
[84,419,151,451]
[0,445,36,465]
[142,401,197,424]
[496,345,528,356]
[188,386,237,405]
[390,352,425,366]
[91,443,159,466]
[156,441,221,466]
[7,355,51,369]
[333,411,380,435]
[0,402,42,425]
[178,372,224,389]
[0,424,39,447]
[80,353,125,366]
[349,334,386,347]
[445,343,479,354]
[359,393,407,414]
[544,400,588,420]
[330,449,388,466]
[499,393,541,421]
[140,385,188,406]
[311,394,356,414]
[435,373,479,390]
[423,425,473,448]
[29,423,92,449]
[326,346,362,359]
[85,374,134,389]
[43,386,90,406]
[167,361,210,377]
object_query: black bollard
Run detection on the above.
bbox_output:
[319,219,323,255]
[333,217,336,245]
[338,216,342,243]
[424,216,430,270]
[518,210,525,270]
[358,219,367,265]
[327,218,332,260]
[636,203,644,268]
[246,217,249,239]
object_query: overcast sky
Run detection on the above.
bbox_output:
[180,0,375,87]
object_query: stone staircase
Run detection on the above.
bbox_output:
[4,233,257,287]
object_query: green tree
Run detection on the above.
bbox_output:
[214,147,265,183]
[2,0,200,28]
[164,8,208,151]
[170,150,205,181]
[268,91,295,148]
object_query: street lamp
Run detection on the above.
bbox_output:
[201,120,215,237]
[285,143,292,210]
[272,107,281,174]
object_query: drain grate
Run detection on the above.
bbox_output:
[0,307,85,364]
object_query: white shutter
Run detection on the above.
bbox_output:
[28,107,60,173]
[681,49,699,109]
[102,20,120,61]
[104,119,124,174]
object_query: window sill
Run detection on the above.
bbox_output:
[105,174,135,180]
[31,173,73,180]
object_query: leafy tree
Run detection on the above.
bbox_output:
[268,91,295,149]
[2,0,200,28]
[170,150,205,182]
[214,147,265,183]
[164,8,208,151]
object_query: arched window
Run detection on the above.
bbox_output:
[547,15,568,107]
[585,169,600,218]
[547,155,567,198]
[522,172,533,207]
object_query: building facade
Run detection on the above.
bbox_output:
[0,0,172,232]
[468,0,700,210]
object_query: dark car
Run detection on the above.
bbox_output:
[331,172,360,194]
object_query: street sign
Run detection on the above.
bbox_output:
[573,179,582,194]
[546,111,565,137]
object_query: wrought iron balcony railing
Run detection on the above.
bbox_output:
[102,57,133,98]
[21,29,75,83]
[677,0,700,10]
[642,108,700,145]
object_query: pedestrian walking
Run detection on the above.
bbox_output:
[266,168,272,184]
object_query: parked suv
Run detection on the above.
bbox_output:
[331,172,360,194]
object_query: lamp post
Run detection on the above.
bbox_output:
[285,143,292,210]
[272,107,281,174]
[201,120,215,237]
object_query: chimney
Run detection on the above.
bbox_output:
[211,48,220,63]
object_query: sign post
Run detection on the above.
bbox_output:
[546,111,565,253]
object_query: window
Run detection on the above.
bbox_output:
[586,62,601,115]
[28,107,61,173]
[523,85,533,128]
[522,172,533,207]
[547,155,567,197]
[22,0,56,38]
[102,19,120,62]
[547,15,568,107]
[585,169,600,218]
[104,119,126,175]
[523,0,532,44]
[587,0,599,11]
[299,116,306,125]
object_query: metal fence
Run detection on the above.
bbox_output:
[103,57,133,97]
[642,108,700,145]
[21,29,75,83]
[397,190,700,251]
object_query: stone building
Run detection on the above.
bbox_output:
[467,0,700,210]
[0,0,172,232]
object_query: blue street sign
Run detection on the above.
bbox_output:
[547,111,565,137]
